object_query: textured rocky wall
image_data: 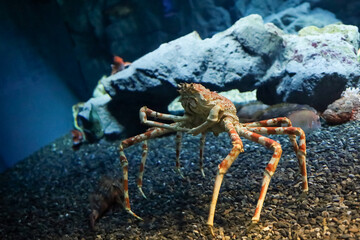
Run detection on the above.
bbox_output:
[56,0,346,91]
[56,0,234,88]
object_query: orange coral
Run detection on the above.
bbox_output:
[111,56,131,75]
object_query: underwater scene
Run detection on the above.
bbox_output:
[1,0,360,239]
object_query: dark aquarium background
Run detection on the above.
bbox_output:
[0,0,359,172]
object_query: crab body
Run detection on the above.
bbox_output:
[116,83,309,236]
[178,83,239,135]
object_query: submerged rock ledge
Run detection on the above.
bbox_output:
[102,14,360,113]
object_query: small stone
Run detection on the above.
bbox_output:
[340,234,352,239]
[322,211,330,218]
[349,227,359,233]
[339,224,347,232]
[310,218,316,224]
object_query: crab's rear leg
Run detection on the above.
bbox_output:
[243,117,301,156]
[207,118,244,235]
[236,127,283,223]
[242,117,293,128]
[175,131,185,178]
[244,126,308,192]
[120,127,174,218]
[199,133,206,177]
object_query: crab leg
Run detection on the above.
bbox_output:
[207,118,244,235]
[175,132,207,177]
[236,127,284,223]
[243,117,300,155]
[119,127,174,218]
[175,131,184,178]
[140,106,189,131]
[137,140,148,198]
[199,133,206,177]
[242,117,293,128]
[244,126,308,192]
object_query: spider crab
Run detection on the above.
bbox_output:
[118,83,308,235]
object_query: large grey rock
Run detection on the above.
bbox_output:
[258,23,360,110]
[102,14,283,98]
[79,14,360,138]
[99,14,283,135]
[103,14,360,114]
[57,0,348,95]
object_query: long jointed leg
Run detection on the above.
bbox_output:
[236,127,283,223]
[242,117,292,128]
[207,118,244,235]
[243,117,300,156]
[199,133,206,177]
[244,126,308,192]
[137,140,148,198]
[175,131,184,178]
[119,127,173,219]
[175,132,206,178]
[140,106,189,131]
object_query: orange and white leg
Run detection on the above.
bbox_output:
[243,117,300,155]
[242,117,293,128]
[207,118,244,235]
[236,127,283,223]
[140,106,189,131]
[175,131,184,178]
[119,127,173,219]
[137,140,148,198]
[244,126,308,192]
[199,133,206,177]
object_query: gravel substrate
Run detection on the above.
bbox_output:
[1,121,360,239]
